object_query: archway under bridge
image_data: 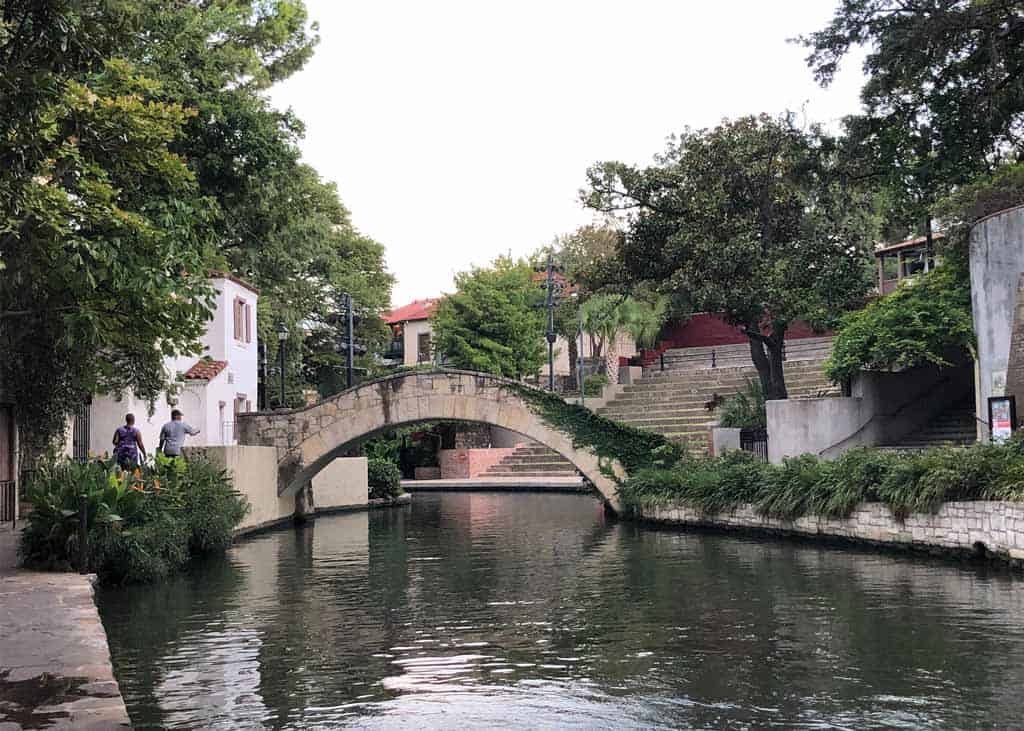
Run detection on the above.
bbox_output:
[235,370,626,512]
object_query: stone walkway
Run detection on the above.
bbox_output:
[0,524,131,730]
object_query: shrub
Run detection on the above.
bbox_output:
[584,374,609,396]
[718,380,766,429]
[368,458,402,500]
[20,456,249,585]
[618,438,1024,522]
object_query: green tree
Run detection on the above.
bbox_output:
[432,257,546,378]
[801,0,1024,240]
[1,3,217,458]
[584,115,878,400]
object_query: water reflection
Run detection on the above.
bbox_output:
[98,492,1024,729]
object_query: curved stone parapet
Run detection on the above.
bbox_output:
[236,370,625,511]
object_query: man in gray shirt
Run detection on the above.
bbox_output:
[159,409,201,457]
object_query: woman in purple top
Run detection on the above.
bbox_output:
[112,413,147,470]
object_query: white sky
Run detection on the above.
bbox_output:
[269,1,867,308]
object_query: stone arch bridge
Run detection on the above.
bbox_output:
[236,370,625,511]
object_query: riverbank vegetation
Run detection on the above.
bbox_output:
[19,456,248,585]
[618,439,1024,522]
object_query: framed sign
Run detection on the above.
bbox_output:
[988,395,1017,444]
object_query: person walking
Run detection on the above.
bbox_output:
[112,414,146,471]
[159,409,200,460]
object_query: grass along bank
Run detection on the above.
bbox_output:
[618,438,1024,522]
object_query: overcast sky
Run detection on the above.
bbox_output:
[269,1,867,307]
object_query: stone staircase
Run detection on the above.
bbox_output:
[879,402,978,450]
[598,344,838,454]
[651,336,834,375]
[482,443,580,478]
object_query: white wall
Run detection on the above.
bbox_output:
[552,330,637,376]
[401,319,433,366]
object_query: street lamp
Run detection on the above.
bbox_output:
[258,342,268,410]
[544,254,557,391]
[571,292,584,407]
[276,321,289,408]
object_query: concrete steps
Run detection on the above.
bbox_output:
[599,348,835,455]
[649,337,834,375]
[879,406,978,449]
[482,443,579,478]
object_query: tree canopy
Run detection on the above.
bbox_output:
[802,0,1024,237]
[431,257,546,379]
[584,114,879,399]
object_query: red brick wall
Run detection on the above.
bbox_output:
[439,448,516,479]
[660,313,823,348]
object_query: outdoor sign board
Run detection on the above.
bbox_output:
[988,395,1017,444]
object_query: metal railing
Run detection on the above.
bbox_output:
[1,480,16,527]
[740,428,769,463]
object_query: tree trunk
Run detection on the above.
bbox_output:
[605,339,620,387]
[747,324,788,401]
[568,335,579,391]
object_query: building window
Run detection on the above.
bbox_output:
[417,332,432,363]
[233,297,252,343]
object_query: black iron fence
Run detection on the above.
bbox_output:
[1,480,16,526]
[740,428,769,463]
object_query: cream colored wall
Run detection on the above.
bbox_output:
[186,445,293,534]
[552,330,638,376]
[401,319,433,366]
[312,457,368,510]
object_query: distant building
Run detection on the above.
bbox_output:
[875,233,944,295]
[384,298,441,367]
[64,272,260,459]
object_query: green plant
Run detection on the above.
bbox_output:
[718,380,766,429]
[825,262,975,385]
[368,458,403,500]
[583,374,609,397]
[19,457,248,585]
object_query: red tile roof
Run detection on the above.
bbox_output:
[874,232,945,255]
[184,359,228,381]
[385,298,441,325]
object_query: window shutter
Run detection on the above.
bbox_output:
[244,304,252,343]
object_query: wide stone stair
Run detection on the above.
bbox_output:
[598,341,838,454]
[878,402,978,450]
[482,443,580,478]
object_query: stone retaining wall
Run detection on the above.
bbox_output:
[637,501,1024,565]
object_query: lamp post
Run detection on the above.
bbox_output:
[258,342,268,410]
[276,321,289,408]
[545,254,556,391]
[343,292,355,389]
[572,292,585,407]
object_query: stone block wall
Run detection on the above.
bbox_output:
[638,500,1024,564]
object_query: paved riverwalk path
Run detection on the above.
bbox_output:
[402,476,589,493]
[0,525,131,729]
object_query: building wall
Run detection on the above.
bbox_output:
[401,319,433,366]
[439,447,515,478]
[659,313,824,349]
[971,204,1024,440]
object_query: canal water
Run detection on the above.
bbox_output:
[97,491,1024,729]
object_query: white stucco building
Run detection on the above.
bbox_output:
[65,273,260,459]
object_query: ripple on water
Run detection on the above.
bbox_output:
[96,491,1024,729]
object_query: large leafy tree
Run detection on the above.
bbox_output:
[1,2,216,457]
[432,257,546,378]
[801,0,1024,240]
[584,115,878,400]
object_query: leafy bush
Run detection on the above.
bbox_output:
[617,436,1024,522]
[584,374,609,396]
[20,456,249,585]
[718,380,766,428]
[825,263,974,385]
[368,458,402,500]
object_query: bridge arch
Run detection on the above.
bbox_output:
[236,370,625,511]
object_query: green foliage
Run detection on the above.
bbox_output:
[367,458,402,500]
[19,456,249,585]
[825,263,975,385]
[802,1,1024,236]
[583,374,609,397]
[432,257,546,378]
[718,380,766,429]
[508,383,683,477]
[584,114,878,399]
[618,439,1024,523]
[933,163,1024,254]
